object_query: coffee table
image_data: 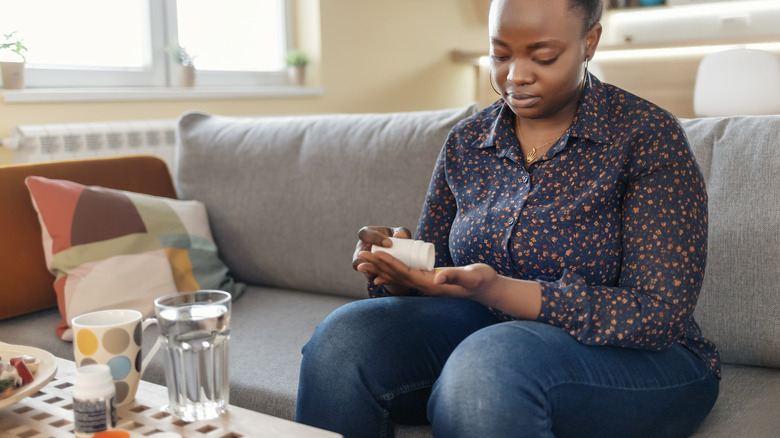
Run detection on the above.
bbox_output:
[0,357,343,437]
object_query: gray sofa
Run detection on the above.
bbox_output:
[1,105,779,437]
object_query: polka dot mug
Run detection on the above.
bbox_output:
[71,309,162,406]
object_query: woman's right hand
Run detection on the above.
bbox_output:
[352,226,412,295]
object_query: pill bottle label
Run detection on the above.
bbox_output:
[74,395,116,437]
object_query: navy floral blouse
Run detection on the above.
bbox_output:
[369,75,720,378]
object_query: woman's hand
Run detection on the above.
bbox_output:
[359,243,501,302]
[352,226,412,295]
[431,264,501,301]
[360,251,542,319]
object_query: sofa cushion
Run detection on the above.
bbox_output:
[0,284,353,420]
[690,364,780,437]
[0,155,178,321]
[25,176,243,341]
[139,286,355,420]
[1,293,775,438]
[176,105,477,298]
[682,116,780,368]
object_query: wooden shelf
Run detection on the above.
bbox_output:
[599,35,780,51]
[452,33,780,67]
[450,49,485,65]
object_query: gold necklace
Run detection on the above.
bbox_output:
[516,126,567,163]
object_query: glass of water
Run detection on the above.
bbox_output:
[153,290,231,422]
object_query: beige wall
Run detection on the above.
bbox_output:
[3,0,776,164]
[315,0,486,113]
[597,45,780,119]
[0,0,490,164]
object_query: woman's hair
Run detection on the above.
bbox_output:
[570,0,604,33]
[489,0,604,33]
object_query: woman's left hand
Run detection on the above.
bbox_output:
[431,264,500,301]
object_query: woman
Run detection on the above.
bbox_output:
[296,0,720,436]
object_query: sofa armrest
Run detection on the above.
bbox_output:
[0,155,177,320]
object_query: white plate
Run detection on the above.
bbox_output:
[0,342,58,409]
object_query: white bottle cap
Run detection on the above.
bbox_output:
[74,364,114,397]
[73,364,116,437]
[372,237,435,271]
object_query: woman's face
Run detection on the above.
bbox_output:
[489,0,601,122]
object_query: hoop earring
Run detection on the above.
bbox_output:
[489,72,500,96]
[584,59,592,87]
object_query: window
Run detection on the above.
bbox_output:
[0,0,291,88]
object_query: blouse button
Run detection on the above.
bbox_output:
[522,176,529,183]
[508,217,515,225]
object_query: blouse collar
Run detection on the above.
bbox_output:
[475,72,613,156]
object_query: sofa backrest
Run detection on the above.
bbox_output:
[682,116,780,368]
[175,105,477,299]
[0,155,177,320]
[175,108,779,369]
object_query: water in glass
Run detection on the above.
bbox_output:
[157,294,230,422]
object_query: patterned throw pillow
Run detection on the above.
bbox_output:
[25,176,243,341]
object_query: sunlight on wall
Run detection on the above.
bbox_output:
[0,0,487,164]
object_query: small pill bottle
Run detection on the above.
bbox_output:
[372,237,436,271]
[73,364,117,438]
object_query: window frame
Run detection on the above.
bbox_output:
[18,0,292,89]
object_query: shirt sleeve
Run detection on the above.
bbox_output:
[367,138,458,298]
[535,118,708,352]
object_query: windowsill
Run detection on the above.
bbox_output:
[1,85,325,103]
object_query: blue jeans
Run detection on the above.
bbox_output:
[296,297,718,438]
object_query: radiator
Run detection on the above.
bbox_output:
[3,119,178,167]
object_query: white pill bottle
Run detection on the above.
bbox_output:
[372,237,436,271]
[73,364,117,438]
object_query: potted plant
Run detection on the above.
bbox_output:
[285,49,308,86]
[1,32,28,89]
[166,45,196,88]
